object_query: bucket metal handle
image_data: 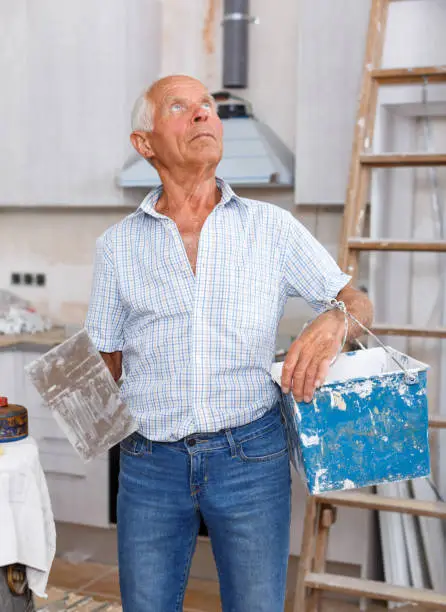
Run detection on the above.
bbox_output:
[327,298,418,385]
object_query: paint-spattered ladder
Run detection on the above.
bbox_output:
[293,0,446,610]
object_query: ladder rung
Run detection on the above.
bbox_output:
[371,324,446,338]
[372,66,446,85]
[314,491,446,519]
[348,238,446,252]
[429,414,446,429]
[305,573,446,608]
[360,153,446,167]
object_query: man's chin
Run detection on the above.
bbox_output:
[188,151,222,168]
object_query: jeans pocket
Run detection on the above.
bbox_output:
[120,432,149,457]
[239,422,288,463]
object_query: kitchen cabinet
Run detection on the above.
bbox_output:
[0,346,109,528]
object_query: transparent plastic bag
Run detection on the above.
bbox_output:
[0,290,52,335]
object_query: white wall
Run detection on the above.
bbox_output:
[295,0,370,205]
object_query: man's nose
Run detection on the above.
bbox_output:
[192,106,209,123]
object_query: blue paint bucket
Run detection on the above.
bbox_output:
[272,346,430,494]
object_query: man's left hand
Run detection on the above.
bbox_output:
[281,310,346,403]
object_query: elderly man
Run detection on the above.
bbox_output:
[85,75,373,611]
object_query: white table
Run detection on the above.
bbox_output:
[0,437,56,598]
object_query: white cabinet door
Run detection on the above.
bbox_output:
[0,348,109,527]
[1,0,161,207]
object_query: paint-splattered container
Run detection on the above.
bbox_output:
[271,346,430,494]
[0,397,28,443]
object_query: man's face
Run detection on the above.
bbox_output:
[135,76,223,172]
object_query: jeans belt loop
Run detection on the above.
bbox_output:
[225,429,237,458]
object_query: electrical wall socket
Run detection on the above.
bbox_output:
[10,272,46,287]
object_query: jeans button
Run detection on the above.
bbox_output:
[187,438,196,447]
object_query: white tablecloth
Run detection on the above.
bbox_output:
[0,437,56,598]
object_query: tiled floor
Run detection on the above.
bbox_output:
[37,559,120,604]
[38,557,391,612]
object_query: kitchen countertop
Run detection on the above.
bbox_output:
[0,327,68,349]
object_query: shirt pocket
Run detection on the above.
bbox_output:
[230,265,279,334]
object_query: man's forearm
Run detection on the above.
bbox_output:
[100,351,123,382]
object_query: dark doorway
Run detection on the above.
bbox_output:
[109,444,120,524]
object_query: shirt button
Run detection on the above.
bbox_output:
[187,438,196,447]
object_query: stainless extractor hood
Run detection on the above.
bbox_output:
[118,114,294,189]
[119,0,294,190]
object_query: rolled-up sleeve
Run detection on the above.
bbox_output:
[282,211,351,314]
[85,233,127,352]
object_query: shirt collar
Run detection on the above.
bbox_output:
[138,177,240,218]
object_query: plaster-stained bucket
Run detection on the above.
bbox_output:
[271,346,430,494]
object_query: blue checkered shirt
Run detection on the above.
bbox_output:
[85,178,350,441]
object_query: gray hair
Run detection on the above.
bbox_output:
[131,89,154,132]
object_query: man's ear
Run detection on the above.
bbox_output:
[130,131,154,160]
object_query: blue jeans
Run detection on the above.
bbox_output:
[117,401,291,612]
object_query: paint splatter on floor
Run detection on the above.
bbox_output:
[34,587,121,610]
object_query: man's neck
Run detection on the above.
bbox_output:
[155,169,220,218]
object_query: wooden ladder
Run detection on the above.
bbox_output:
[293,416,446,612]
[338,0,446,340]
[293,0,446,609]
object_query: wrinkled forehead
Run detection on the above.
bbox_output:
[150,78,212,111]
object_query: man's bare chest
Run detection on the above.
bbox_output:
[176,218,207,276]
